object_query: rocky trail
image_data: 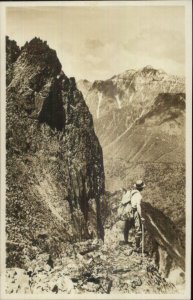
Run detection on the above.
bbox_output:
[6,227,178,295]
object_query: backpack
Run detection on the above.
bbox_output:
[117,190,137,221]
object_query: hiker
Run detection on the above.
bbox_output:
[130,180,146,249]
[118,180,145,250]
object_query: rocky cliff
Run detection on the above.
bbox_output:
[6,36,105,268]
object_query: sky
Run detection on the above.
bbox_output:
[6,5,185,81]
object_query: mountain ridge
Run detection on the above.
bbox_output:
[78,65,185,120]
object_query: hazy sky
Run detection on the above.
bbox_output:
[6,5,185,81]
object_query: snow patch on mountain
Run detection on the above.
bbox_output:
[115,94,121,109]
[97,92,103,119]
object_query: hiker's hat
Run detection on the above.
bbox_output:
[133,179,146,189]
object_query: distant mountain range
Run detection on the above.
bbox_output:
[78,66,185,161]
[78,65,185,170]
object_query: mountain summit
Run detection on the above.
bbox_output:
[78,66,184,120]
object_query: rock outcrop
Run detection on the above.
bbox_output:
[6,37,105,268]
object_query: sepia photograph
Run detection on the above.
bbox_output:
[0,1,192,299]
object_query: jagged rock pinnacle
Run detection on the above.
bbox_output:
[6,37,105,270]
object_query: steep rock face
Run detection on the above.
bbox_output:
[6,37,105,268]
[141,202,185,273]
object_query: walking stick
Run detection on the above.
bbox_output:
[142,222,144,257]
